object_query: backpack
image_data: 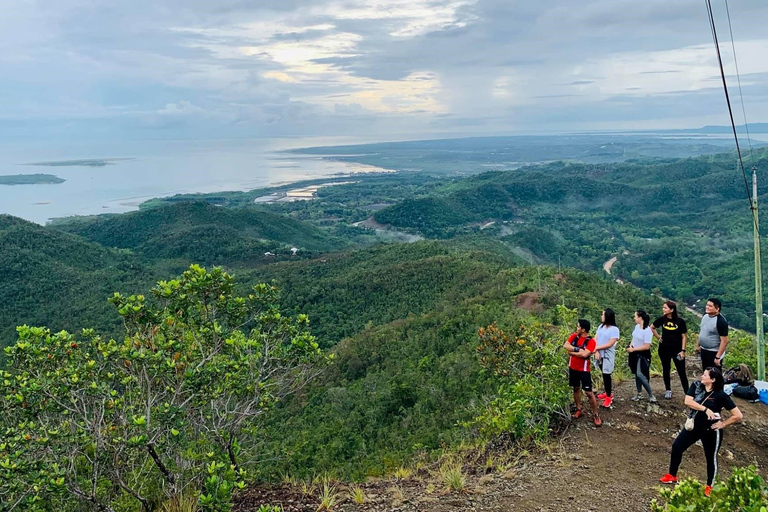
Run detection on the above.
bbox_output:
[732,384,759,401]
[724,364,755,386]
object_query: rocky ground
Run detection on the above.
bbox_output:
[234,376,768,512]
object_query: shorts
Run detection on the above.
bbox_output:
[569,368,593,392]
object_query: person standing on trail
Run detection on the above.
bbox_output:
[594,308,619,408]
[659,366,743,497]
[696,298,729,370]
[627,310,656,402]
[563,319,601,427]
[652,300,689,399]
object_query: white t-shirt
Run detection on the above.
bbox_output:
[596,325,620,356]
[631,324,653,350]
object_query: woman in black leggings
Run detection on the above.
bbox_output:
[659,367,743,496]
[652,301,689,399]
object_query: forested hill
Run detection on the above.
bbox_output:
[0,214,158,347]
[0,204,350,350]
[55,201,345,262]
[369,150,768,329]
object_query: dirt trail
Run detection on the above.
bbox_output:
[235,377,768,512]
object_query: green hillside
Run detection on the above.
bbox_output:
[0,215,157,349]
[55,201,346,264]
[253,261,665,480]
[369,151,768,329]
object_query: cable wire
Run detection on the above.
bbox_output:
[724,0,755,166]
[705,0,757,230]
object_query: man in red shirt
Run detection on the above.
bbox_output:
[563,319,601,427]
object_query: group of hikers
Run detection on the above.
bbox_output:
[563,298,744,497]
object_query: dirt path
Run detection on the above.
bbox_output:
[603,256,617,275]
[236,377,768,512]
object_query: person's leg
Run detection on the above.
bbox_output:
[636,357,653,398]
[701,429,723,486]
[586,390,598,416]
[669,428,701,476]
[573,387,582,411]
[603,373,612,396]
[659,348,673,392]
[701,350,716,371]
[672,354,690,392]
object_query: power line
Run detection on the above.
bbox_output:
[724,0,755,166]
[704,0,756,228]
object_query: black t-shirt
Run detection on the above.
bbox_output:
[653,316,688,351]
[687,382,736,431]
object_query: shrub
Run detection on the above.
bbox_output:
[651,466,768,511]
[474,317,572,441]
[0,265,325,511]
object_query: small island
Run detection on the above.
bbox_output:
[22,158,134,167]
[0,173,65,185]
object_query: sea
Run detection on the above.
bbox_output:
[2,132,767,225]
[0,137,389,225]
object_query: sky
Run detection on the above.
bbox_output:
[2,0,768,141]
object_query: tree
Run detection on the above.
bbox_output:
[0,265,325,511]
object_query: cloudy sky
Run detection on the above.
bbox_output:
[2,0,767,140]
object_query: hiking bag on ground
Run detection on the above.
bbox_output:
[732,384,759,401]
[723,364,755,386]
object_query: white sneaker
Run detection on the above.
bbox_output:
[631,394,642,401]
[664,390,672,400]
[649,396,658,403]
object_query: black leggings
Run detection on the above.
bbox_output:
[659,347,689,392]
[669,427,723,486]
[602,373,612,396]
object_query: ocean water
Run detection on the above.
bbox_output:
[0,137,386,225]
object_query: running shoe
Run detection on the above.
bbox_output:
[571,409,584,419]
[593,415,602,427]
[649,395,658,403]
[631,394,642,402]
[597,391,608,399]
[704,485,712,497]
[664,390,672,400]
[601,394,614,408]
[659,474,678,484]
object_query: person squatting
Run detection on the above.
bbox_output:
[563,298,744,497]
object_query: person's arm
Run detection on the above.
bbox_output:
[715,316,729,365]
[712,406,743,430]
[598,337,618,351]
[651,318,663,340]
[684,394,717,420]
[679,333,687,359]
[572,347,592,359]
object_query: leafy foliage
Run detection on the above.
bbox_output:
[474,318,572,440]
[0,265,324,511]
[651,466,768,511]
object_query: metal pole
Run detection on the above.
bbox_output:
[752,166,765,380]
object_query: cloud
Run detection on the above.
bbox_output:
[1,0,768,139]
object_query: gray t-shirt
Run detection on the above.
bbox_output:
[699,313,728,351]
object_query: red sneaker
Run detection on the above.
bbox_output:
[704,485,712,497]
[659,474,678,484]
[593,415,602,427]
[601,394,614,408]
[571,409,584,419]
[597,392,608,399]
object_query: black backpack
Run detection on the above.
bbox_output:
[732,384,759,401]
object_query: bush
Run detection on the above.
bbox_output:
[651,466,768,511]
[473,317,572,441]
[0,265,325,511]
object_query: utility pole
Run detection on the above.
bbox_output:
[752,166,765,380]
